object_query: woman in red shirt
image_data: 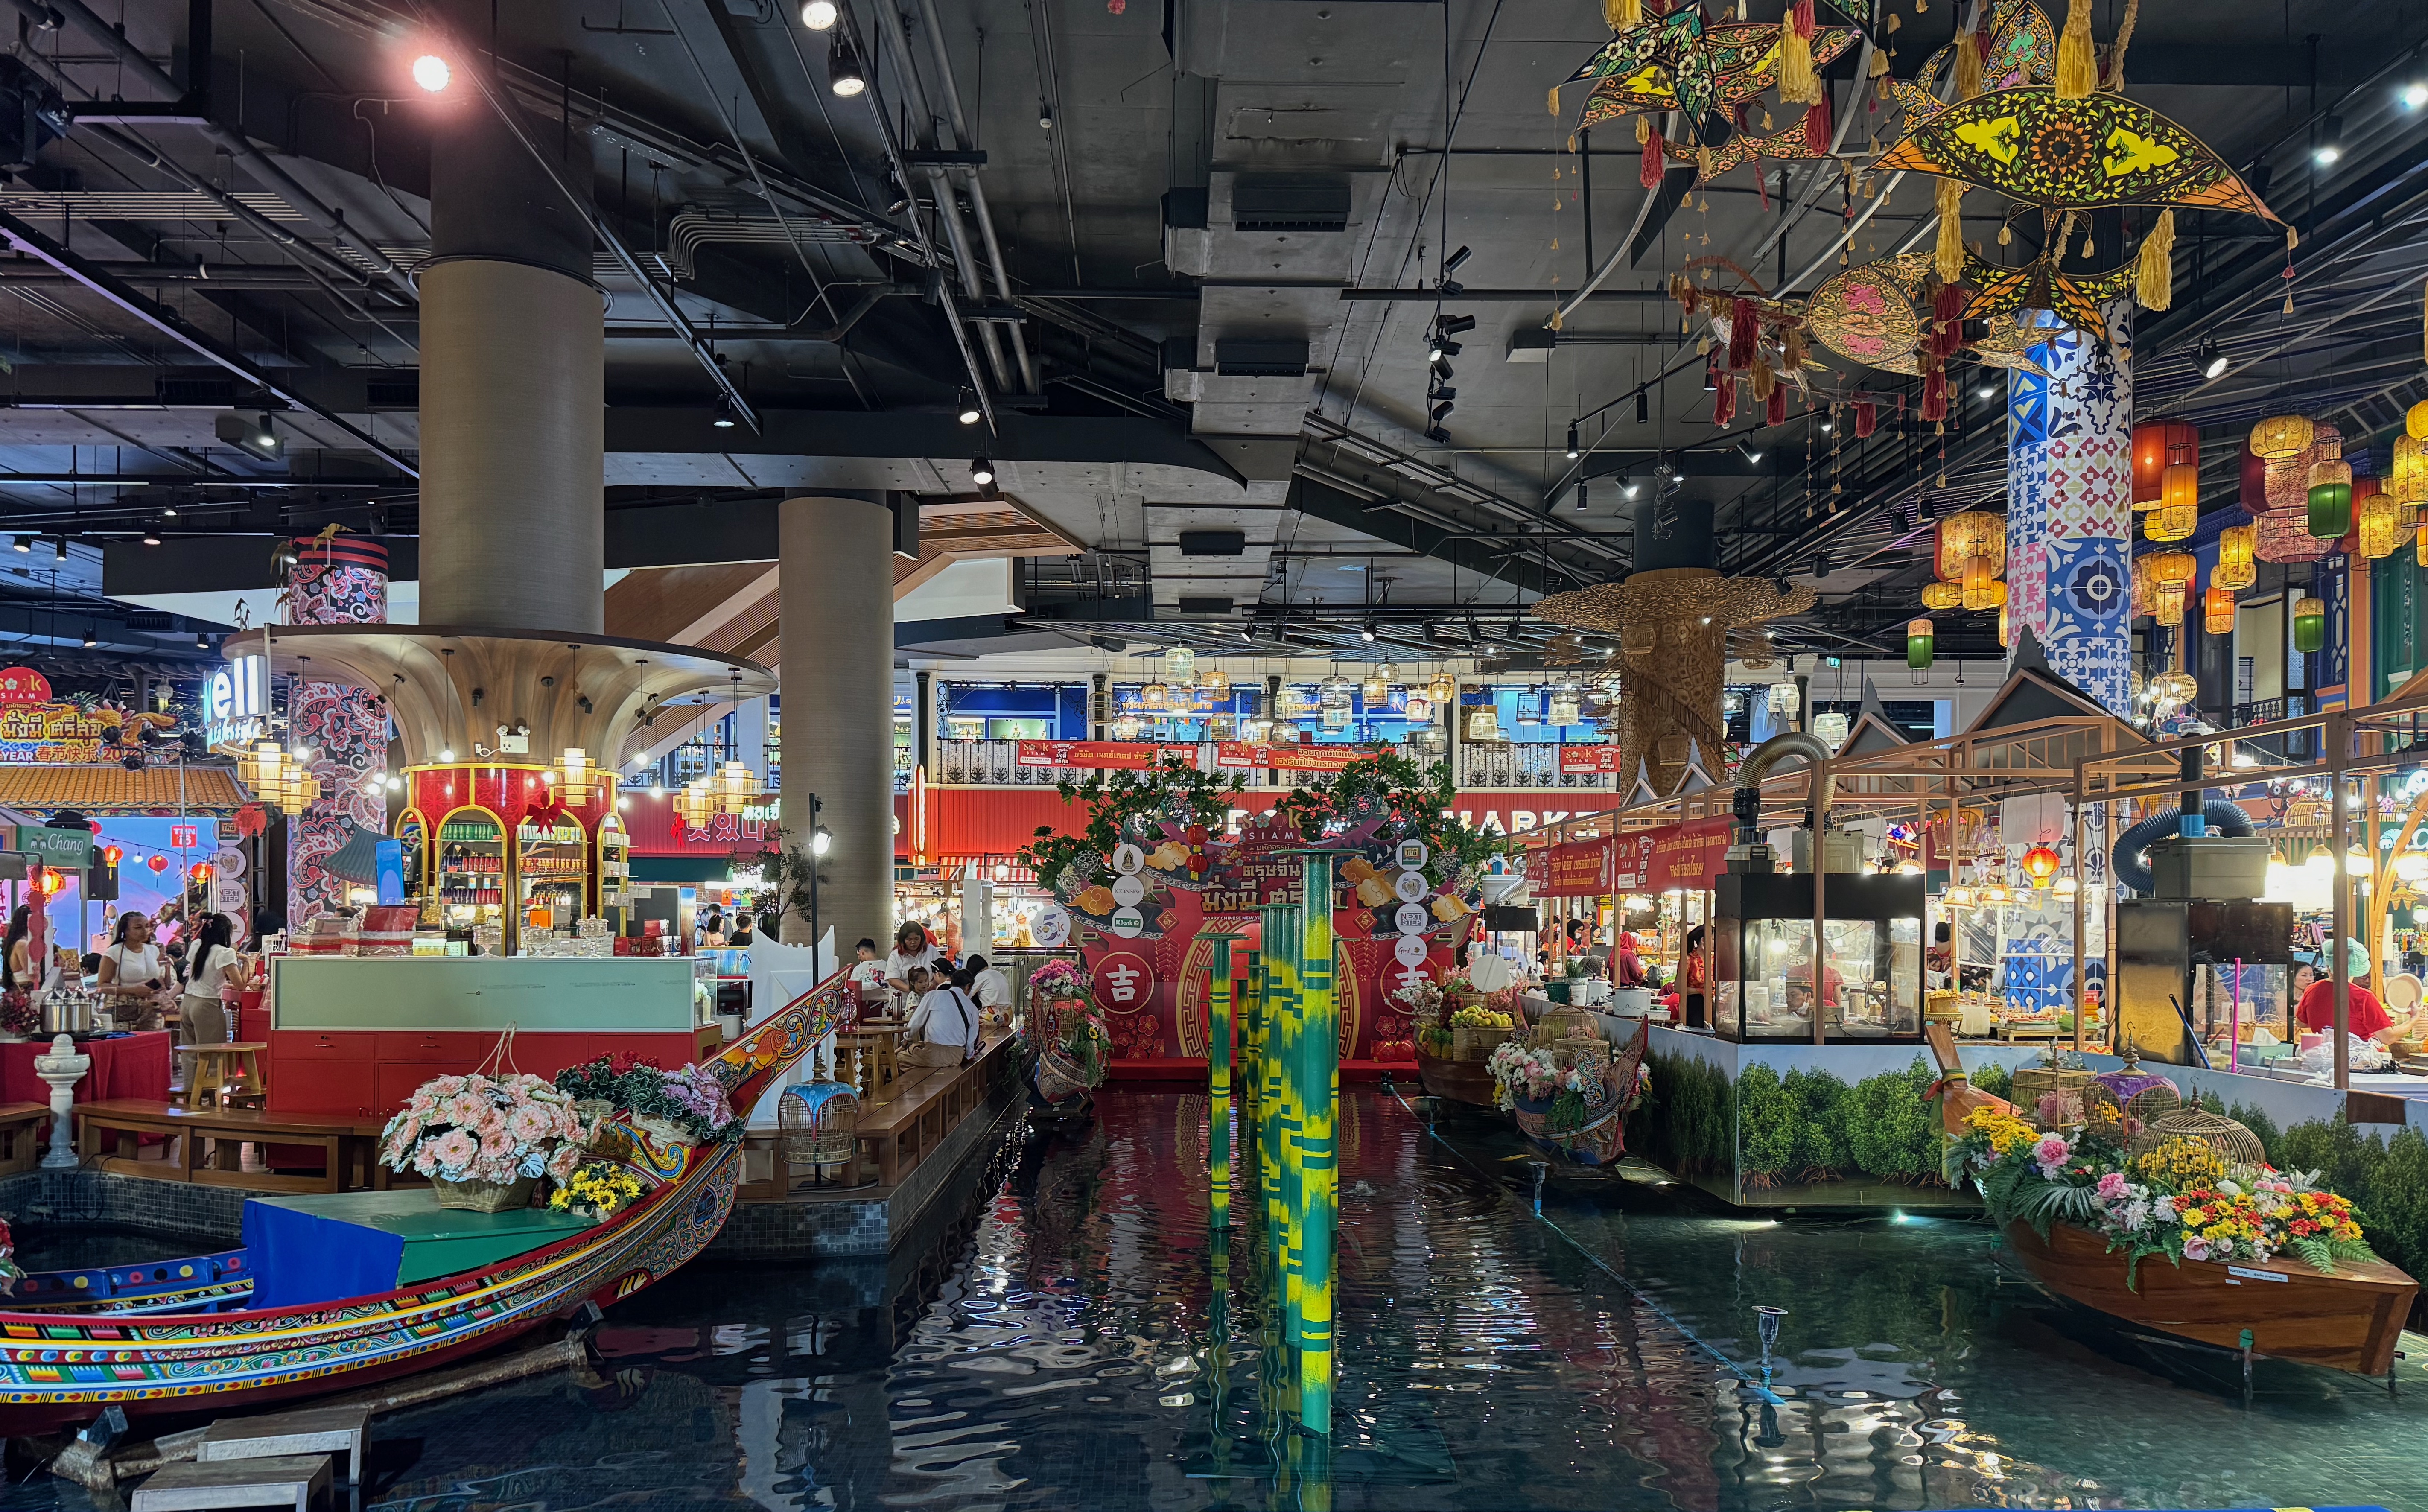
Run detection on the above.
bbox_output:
[2296,941,2402,1045]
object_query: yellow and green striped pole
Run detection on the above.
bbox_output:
[1293,851,1338,1436]
[1199,930,1243,1231]
[1257,898,1300,1343]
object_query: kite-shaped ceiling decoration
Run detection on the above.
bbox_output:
[1873,87,2280,221]
[1803,253,2059,379]
[1557,10,1858,137]
[1884,0,2055,123]
[1966,257,2139,347]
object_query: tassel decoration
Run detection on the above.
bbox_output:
[1766,383,1788,426]
[1779,11,1820,104]
[1713,372,1737,426]
[1920,363,1949,424]
[1783,326,1811,372]
[2055,0,2096,99]
[1803,86,1834,154]
[1603,0,1641,27]
[1933,177,1966,284]
[2136,208,2176,310]
[1549,85,1562,116]
[1853,399,1878,438]
[1954,25,1984,99]
[1728,297,1758,368]
[1641,129,1664,188]
[1791,0,1814,38]
[1750,355,1778,402]
[1869,47,1891,77]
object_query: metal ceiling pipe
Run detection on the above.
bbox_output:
[910,0,1039,394]
[29,0,418,301]
[416,88,603,635]
[862,0,1015,393]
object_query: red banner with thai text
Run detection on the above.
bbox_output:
[1529,838,1613,896]
[1609,817,1733,891]
[1215,742,1375,772]
[1014,740,1197,770]
[1557,744,1626,774]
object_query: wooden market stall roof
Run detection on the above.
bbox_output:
[0,764,249,815]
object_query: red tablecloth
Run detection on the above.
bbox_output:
[0,1031,174,1122]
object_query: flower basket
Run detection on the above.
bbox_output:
[377,1071,591,1193]
[1452,1025,1512,1060]
[431,1174,537,1212]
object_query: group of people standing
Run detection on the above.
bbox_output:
[3,902,251,1044]
[845,921,1010,1069]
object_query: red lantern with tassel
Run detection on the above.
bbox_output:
[1853,399,1878,438]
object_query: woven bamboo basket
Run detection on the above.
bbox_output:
[431,1175,537,1212]
[1452,1025,1512,1060]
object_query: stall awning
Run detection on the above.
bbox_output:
[0,764,248,815]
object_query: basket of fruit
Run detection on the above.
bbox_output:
[1450,1003,1516,1060]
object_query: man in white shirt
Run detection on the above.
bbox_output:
[967,954,1012,1025]
[847,937,887,997]
[901,966,981,1067]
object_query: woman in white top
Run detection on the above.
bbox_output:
[180,911,247,1047]
[966,954,1013,1026]
[901,966,981,1068]
[98,911,168,1030]
[884,922,942,998]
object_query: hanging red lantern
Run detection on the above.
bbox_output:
[146,854,169,875]
[2021,845,2062,885]
[2131,421,2197,504]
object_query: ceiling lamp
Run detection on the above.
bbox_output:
[2143,552,2197,627]
[1164,646,1196,686]
[1361,669,1389,703]
[2130,421,2197,506]
[1963,559,2009,613]
[2053,874,2080,899]
[2022,845,2061,885]
[2213,522,2258,590]
[2307,438,2354,537]
[2393,434,2428,505]
[827,34,867,96]
[1978,881,2014,905]
[675,778,718,830]
[1768,681,1800,721]
[1812,710,1850,749]
[1200,668,1230,698]
[551,747,603,808]
[1942,885,1975,908]
[1428,671,1454,704]
[2358,479,2403,559]
[1935,510,2005,579]
[2294,595,2329,655]
[1919,580,1964,611]
[1907,617,1935,671]
[1405,694,1433,723]
[1141,681,1169,710]
[1276,685,1313,718]
[2409,400,2428,439]
[1466,705,1502,741]
[2203,583,2237,636]
[2147,459,2199,542]
[2249,414,2314,459]
[714,759,757,815]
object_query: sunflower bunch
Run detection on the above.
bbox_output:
[549,1159,646,1221]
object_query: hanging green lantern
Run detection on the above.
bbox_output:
[1906,617,1935,670]
[2307,455,2353,538]
[2293,594,2328,654]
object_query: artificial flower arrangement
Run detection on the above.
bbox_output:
[552,1054,744,1146]
[0,989,38,1039]
[378,1072,592,1206]
[1391,977,1445,1025]
[1025,958,1091,1005]
[0,1216,19,1294]
[1947,1106,2376,1282]
[549,1159,647,1221]
[1484,1039,1594,1111]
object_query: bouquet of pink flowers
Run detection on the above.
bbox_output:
[378,1072,592,1185]
[1027,958,1091,1004]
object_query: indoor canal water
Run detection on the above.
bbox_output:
[9,1087,2428,1512]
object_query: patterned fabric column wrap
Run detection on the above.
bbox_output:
[2006,304,2132,711]
[286,537,390,925]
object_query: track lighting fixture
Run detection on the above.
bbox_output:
[143,526,161,546]
[712,395,738,429]
[2314,114,2343,166]
[411,54,451,93]
[80,627,94,648]
[2197,337,2228,379]
[7,537,24,555]
[1575,480,1589,513]
[970,457,996,487]
[957,390,982,424]
[194,631,209,650]
[1565,423,1580,459]
[1739,442,1763,464]
[1635,391,1649,424]
[1438,245,1471,295]
[161,500,178,517]
[52,537,64,563]
[1623,481,1642,499]
[829,35,867,96]
[800,0,838,27]
[1360,622,1376,642]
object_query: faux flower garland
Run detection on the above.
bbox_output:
[1026,958,1091,1004]
[1948,1106,2376,1278]
[379,1072,592,1185]
[549,1056,744,1145]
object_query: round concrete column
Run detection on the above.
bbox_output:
[779,495,897,957]
[416,93,604,634]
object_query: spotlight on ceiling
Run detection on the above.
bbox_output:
[1739,442,1763,464]
[1811,552,1831,578]
[1623,480,1642,499]
[829,35,867,96]
[411,53,451,93]
[1635,390,1649,424]
[956,390,982,425]
[1360,622,1376,642]
[6,537,23,555]
[2404,81,2428,110]
[1976,383,1996,400]
[1574,479,1589,514]
[1438,245,1471,294]
[1818,415,1834,434]
[2315,114,2343,165]
[1565,423,1580,459]
[712,395,738,429]
[143,526,162,546]
[1423,424,1450,444]
[216,412,282,460]
[2197,337,2228,379]
[160,500,178,518]
[51,537,64,563]
[194,631,209,650]
[800,0,838,27]
[80,626,94,648]
[970,457,996,487]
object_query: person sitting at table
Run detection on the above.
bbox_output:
[2296,938,2402,1047]
[886,922,941,996]
[179,912,246,1048]
[902,965,981,1068]
[967,954,1012,1026]
[98,911,169,1030]
[849,938,889,999]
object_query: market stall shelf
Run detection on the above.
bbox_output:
[0,969,850,1430]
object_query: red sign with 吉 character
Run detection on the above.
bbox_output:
[1015,740,1197,770]
[0,667,51,705]
[1558,744,1626,774]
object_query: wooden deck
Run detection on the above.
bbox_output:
[740,1031,1014,1200]
[74,1100,386,1194]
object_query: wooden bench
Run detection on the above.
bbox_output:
[0,1100,49,1175]
[850,1033,1009,1188]
[75,1100,385,1194]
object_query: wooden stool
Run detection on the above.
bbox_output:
[132,1453,330,1511]
[200,1405,371,1483]
[180,1043,268,1111]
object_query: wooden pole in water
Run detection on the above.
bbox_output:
[1295,850,1338,1437]
[1202,931,1243,1230]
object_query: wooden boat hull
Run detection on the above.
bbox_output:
[2006,1219,2419,1378]
[0,976,849,1432]
[1413,1046,1497,1107]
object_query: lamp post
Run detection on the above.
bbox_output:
[803,792,832,969]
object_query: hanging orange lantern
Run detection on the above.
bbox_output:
[2147,461,2200,541]
[2131,421,2198,505]
[1920,580,1964,610]
[2203,583,2237,635]
[2145,551,2197,627]
[2358,478,2403,559]
[2393,434,2428,505]
[2021,845,2062,885]
[2213,522,2257,590]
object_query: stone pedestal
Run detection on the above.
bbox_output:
[34,1033,88,1169]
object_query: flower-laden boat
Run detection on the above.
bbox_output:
[1016,961,1107,1109]
[0,971,853,1431]
[1411,1042,1498,1108]
[1489,1018,1652,1167]
[1929,1029,2417,1378]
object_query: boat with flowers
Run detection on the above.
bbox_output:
[0,971,853,1430]
[1931,1031,2417,1378]
[1485,1014,1652,1167]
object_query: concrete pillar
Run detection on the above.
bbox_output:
[286,536,389,924]
[779,495,896,956]
[2006,304,2132,709]
[417,87,603,635]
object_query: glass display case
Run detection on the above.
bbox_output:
[1711,873,1927,1043]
